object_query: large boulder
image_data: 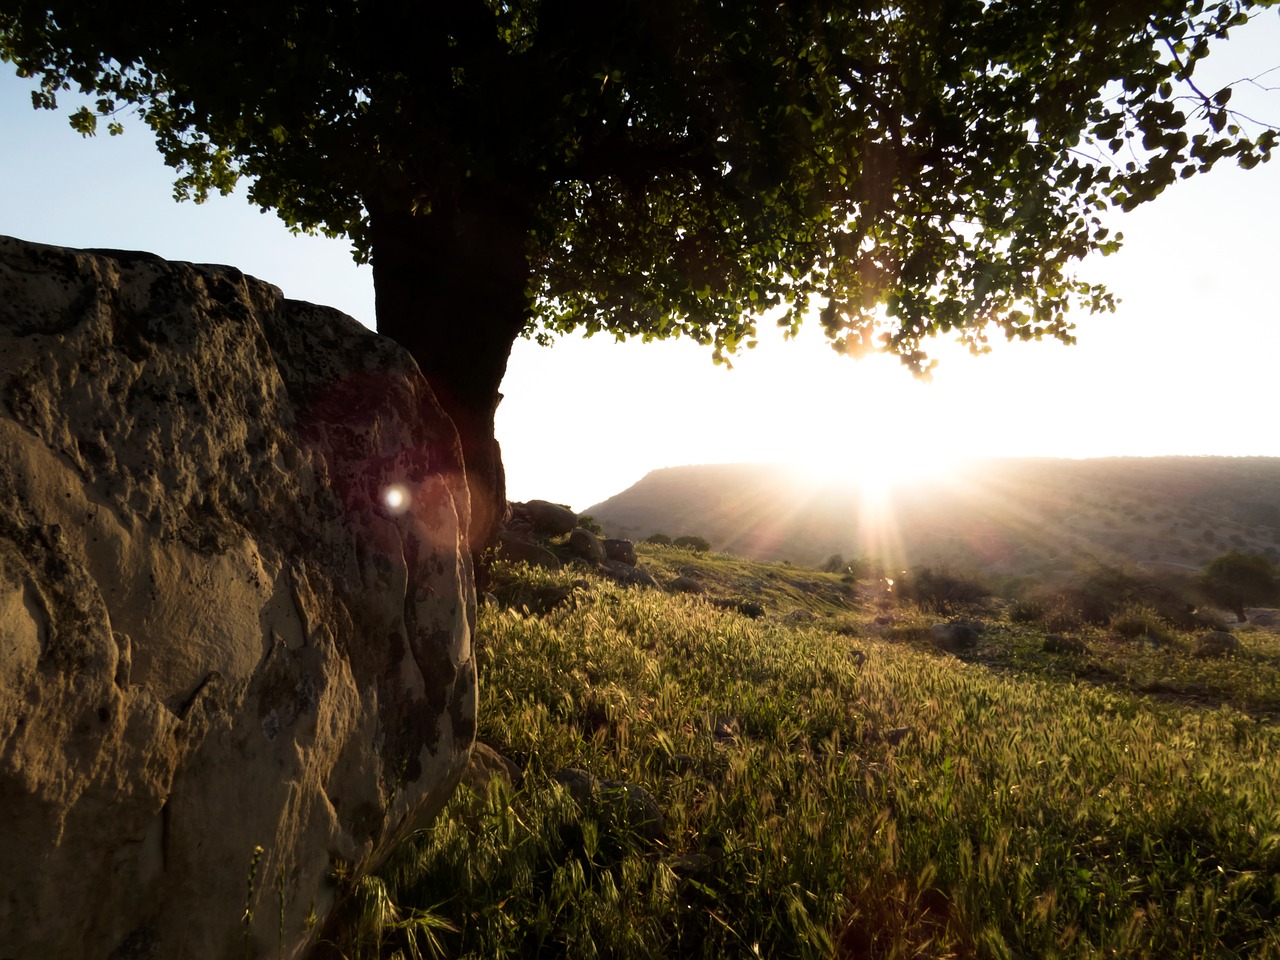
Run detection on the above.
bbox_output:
[519,499,578,536]
[0,237,476,960]
[602,538,638,567]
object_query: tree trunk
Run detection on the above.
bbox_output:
[365,192,532,569]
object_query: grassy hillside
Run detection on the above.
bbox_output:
[327,545,1280,959]
[585,458,1280,577]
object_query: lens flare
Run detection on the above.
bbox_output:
[382,483,411,515]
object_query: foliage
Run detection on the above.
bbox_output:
[1200,549,1280,621]
[642,533,673,546]
[2,2,1276,373]
[819,552,875,578]
[1007,597,1046,624]
[672,535,711,553]
[1110,603,1176,644]
[897,565,990,615]
[575,514,603,536]
[327,552,1280,958]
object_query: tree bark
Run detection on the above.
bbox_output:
[365,191,532,568]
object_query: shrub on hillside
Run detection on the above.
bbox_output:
[577,514,603,536]
[1059,564,1140,624]
[1111,604,1174,644]
[643,533,673,546]
[1045,563,1201,631]
[897,566,990,615]
[673,535,711,553]
[821,553,874,578]
[1008,597,1046,624]
[1200,550,1280,622]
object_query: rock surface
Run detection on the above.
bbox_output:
[1194,630,1242,658]
[930,621,980,653]
[602,537,637,567]
[1043,634,1089,655]
[567,527,606,562]
[0,237,476,960]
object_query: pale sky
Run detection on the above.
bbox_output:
[2,14,1277,512]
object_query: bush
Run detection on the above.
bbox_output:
[673,535,711,553]
[898,566,990,616]
[1200,550,1280,622]
[1008,598,1046,624]
[576,514,603,536]
[1111,604,1174,644]
[1053,563,1200,630]
[643,533,673,546]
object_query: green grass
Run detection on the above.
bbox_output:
[329,550,1280,959]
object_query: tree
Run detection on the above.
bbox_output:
[673,535,711,553]
[1200,550,1280,622]
[821,553,847,573]
[2,2,1275,557]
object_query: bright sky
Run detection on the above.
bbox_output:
[1,14,1277,512]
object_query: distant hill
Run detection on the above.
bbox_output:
[585,458,1280,578]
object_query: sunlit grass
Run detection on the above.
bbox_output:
[331,553,1280,959]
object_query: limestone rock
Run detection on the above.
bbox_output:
[930,621,980,653]
[519,499,577,537]
[602,538,637,567]
[567,527,606,562]
[669,575,706,595]
[0,237,476,960]
[497,529,564,570]
[600,559,660,589]
[553,767,665,843]
[461,743,522,795]
[1194,630,1242,658]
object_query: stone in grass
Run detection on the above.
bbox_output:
[461,743,523,795]
[602,538,638,567]
[498,529,563,570]
[567,527,606,562]
[1043,634,1089,655]
[1194,630,1242,659]
[669,575,707,595]
[667,853,715,879]
[521,499,579,536]
[553,768,665,842]
[712,716,741,743]
[600,559,660,588]
[930,621,981,653]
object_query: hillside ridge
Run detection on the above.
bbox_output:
[585,456,1280,576]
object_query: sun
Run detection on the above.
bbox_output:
[790,442,966,506]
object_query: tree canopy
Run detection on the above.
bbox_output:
[2,0,1276,548]
[4,2,1276,367]
[1201,549,1279,621]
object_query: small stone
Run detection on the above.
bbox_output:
[712,717,740,743]
[668,575,706,595]
[667,853,714,879]
[552,768,665,842]
[930,621,980,653]
[461,743,522,794]
[1043,634,1088,655]
[1195,630,1242,658]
